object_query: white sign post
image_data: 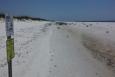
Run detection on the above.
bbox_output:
[5,14,15,77]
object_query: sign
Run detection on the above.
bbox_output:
[6,38,15,61]
[5,15,14,37]
[5,14,15,77]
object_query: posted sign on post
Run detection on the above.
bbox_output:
[5,14,15,61]
[5,14,15,77]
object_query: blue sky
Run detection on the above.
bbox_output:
[0,0,115,21]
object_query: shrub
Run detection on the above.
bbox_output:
[55,22,67,25]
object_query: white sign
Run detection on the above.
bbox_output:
[5,14,14,37]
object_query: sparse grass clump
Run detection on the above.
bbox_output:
[0,13,5,18]
[82,34,115,72]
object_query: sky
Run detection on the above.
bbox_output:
[0,0,115,21]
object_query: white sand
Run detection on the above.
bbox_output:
[0,20,115,77]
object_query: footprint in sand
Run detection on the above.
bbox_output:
[66,35,69,38]
[51,54,54,57]
[50,58,54,61]
[54,65,57,68]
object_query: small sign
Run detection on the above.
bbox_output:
[6,38,15,61]
[5,14,14,37]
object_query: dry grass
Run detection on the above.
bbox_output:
[82,34,115,72]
